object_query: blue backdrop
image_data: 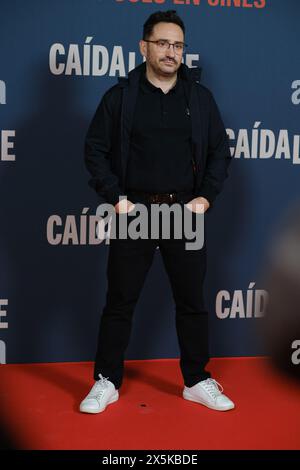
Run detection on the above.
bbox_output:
[0,0,299,365]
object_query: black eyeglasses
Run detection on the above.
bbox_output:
[143,39,187,53]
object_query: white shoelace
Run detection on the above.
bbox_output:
[89,374,110,400]
[200,378,224,399]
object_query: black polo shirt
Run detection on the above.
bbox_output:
[125,70,194,194]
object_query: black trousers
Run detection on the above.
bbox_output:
[93,192,211,388]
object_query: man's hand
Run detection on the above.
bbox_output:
[185,196,210,213]
[115,198,136,214]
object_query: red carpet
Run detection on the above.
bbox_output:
[0,357,299,450]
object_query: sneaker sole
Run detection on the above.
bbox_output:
[183,391,235,411]
[79,392,119,414]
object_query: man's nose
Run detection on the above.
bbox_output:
[167,44,176,57]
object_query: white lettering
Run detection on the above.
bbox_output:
[0,299,8,329]
[47,215,62,245]
[0,340,6,364]
[227,124,300,164]
[0,80,6,104]
[1,130,16,161]
[291,340,300,365]
[291,80,300,105]
[65,44,82,76]
[216,283,268,319]
[49,43,65,75]
[109,46,126,77]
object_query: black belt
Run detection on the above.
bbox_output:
[126,190,193,204]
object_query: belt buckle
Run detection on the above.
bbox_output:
[149,193,177,204]
[169,193,176,203]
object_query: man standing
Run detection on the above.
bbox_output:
[81,10,234,413]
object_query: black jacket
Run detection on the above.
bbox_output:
[84,61,232,207]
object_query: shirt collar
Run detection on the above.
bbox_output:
[140,70,180,95]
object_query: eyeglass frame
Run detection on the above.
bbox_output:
[143,39,188,53]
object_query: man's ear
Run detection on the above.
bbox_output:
[139,39,147,58]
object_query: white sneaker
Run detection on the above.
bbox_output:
[183,378,235,411]
[79,374,119,414]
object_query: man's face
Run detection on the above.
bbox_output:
[140,22,184,77]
